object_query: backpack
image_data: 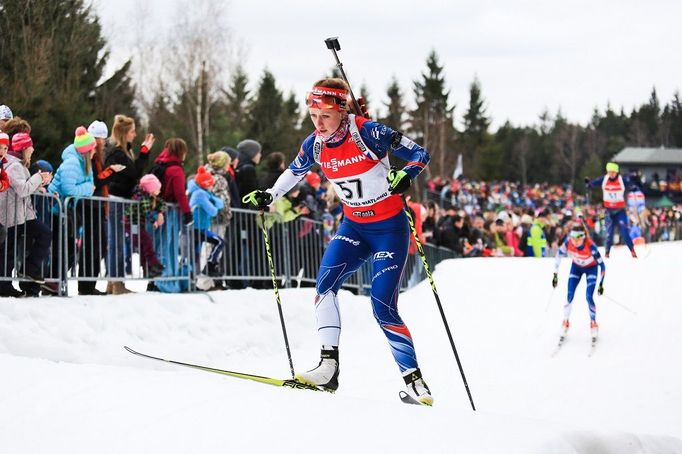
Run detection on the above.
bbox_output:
[149,162,181,188]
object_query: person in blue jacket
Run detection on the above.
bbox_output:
[585,162,637,258]
[188,166,225,276]
[46,126,96,292]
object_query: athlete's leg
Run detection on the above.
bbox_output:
[615,209,635,251]
[564,264,583,321]
[364,215,418,373]
[584,266,598,321]
[314,222,370,347]
[605,212,615,255]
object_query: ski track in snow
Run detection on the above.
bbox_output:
[1,242,681,453]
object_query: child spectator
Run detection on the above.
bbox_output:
[125,174,166,278]
[188,166,225,277]
[0,130,52,297]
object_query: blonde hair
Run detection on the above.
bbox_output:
[313,78,350,92]
[111,114,135,159]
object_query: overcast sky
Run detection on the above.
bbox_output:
[96,0,682,129]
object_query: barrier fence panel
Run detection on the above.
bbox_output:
[5,193,678,297]
[0,192,62,296]
[62,196,193,295]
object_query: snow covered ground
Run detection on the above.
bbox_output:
[1,242,681,453]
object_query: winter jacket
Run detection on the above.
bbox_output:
[528,220,548,257]
[125,185,167,225]
[206,166,232,225]
[188,179,225,230]
[154,148,190,214]
[0,159,9,192]
[0,155,43,227]
[236,157,259,208]
[104,142,150,198]
[48,145,95,200]
[226,166,240,208]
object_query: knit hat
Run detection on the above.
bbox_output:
[221,146,239,161]
[0,105,12,120]
[74,126,96,153]
[87,120,108,139]
[605,162,619,173]
[32,160,54,173]
[0,131,8,147]
[11,132,33,152]
[305,171,321,188]
[195,165,215,189]
[207,151,229,170]
[237,139,262,160]
[139,174,162,195]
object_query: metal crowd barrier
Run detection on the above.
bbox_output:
[0,192,63,295]
[61,196,195,295]
[204,208,456,294]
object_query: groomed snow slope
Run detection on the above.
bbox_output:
[1,242,681,454]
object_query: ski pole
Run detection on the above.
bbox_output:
[258,211,296,379]
[544,287,556,312]
[601,294,637,316]
[403,199,477,411]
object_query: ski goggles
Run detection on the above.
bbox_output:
[306,86,348,111]
[570,230,586,239]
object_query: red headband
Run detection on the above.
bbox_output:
[306,86,348,111]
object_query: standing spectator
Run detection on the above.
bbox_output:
[221,147,241,208]
[47,127,97,293]
[527,209,550,257]
[104,114,155,294]
[0,131,52,297]
[0,131,11,265]
[259,151,286,189]
[125,174,166,277]
[206,150,233,284]
[235,139,262,208]
[189,166,225,277]
[152,138,190,293]
[421,201,441,246]
[77,121,125,295]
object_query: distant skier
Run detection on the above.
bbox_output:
[552,224,605,340]
[585,162,637,258]
[243,78,433,405]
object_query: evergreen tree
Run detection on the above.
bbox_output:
[223,65,251,138]
[409,50,455,179]
[247,69,284,154]
[378,77,405,131]
[462,76,492,179]
[0,0,136,164]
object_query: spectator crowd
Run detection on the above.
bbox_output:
[1,104,680,298]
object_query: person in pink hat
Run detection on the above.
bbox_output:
[123,173,166,278]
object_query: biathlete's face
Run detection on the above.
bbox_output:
[607,170,618,179]
[570,231,586,245]
[308,107,343,139]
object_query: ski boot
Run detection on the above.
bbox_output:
[403,368,433,406]
[631,249,638,258]
[295,346,339,392]
[590,320,599,339]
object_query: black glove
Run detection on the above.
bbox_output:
[552,273,558,288]
[182,212,193,226]
[387,168,411,195]
[584,177,590,186]
[598,282,604,296]
[242,190,273,210]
